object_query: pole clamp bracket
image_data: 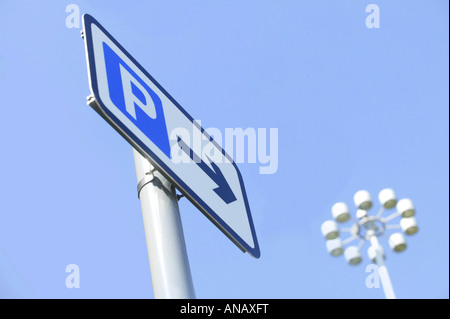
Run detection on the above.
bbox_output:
[137,168,157,199]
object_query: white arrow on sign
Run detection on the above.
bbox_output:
[82,14,260,258]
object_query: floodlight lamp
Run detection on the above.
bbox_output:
[345,246,362,265]
[326,238,344,257]
[400,217,418,235]
[397,198,415,218]
[389,233,407,252]
[378,188,397,209]
[354,190,373,210]
[368,245,385,263]
[332,202,350,223]
[321,220,339,240]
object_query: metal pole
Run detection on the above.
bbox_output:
[133,148,196,299]
[369,234,396,299]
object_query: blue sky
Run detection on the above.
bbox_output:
[0,1,448,298]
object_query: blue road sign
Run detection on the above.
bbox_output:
[82,14,260,258]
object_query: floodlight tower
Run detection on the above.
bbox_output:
[321,188,419,299]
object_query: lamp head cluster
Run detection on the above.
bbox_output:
[321,188,418,266]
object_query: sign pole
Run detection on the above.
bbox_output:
[133,148,196,299]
